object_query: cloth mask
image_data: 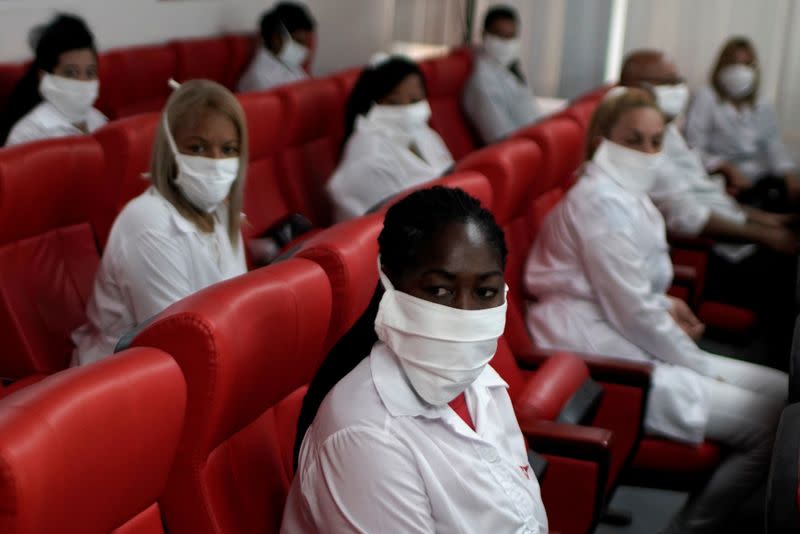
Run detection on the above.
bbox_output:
[279,28,309,68]
[366,100,431,138]
[717,64,756,99]
[483,34,521,67]
[653,83,689,118]
[39,73,98,124]
[593,139,663,194]
[374,266,507,406]
[162,114,239,213]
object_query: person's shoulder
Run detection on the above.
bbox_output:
[691,85,717,105]
[568,169,638,230]
[7,102,58,141]
[112,188,176,235]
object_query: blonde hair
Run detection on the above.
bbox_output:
[150,79,248,248]
[711,36,759,104]
[585,87,661,159]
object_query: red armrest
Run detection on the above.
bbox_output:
[520,419,613,463]
[668,234,715,250]
[672,264,697,285]
[516,349,652,390]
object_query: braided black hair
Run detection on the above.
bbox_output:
[342,57,425,144]
[294,186,507,467]
[0,14,96,145]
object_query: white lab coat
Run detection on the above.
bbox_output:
[525,162,715,444]
[5,101,107,147]
[281,342,548,534]
[684,85,797,182]
[71,187,247,366]
[237,47,308,93]
[327,115,454,221]
[462,52,541,144]
[652,123,755,262]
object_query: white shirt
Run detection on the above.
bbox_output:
[652,123,755,261]
[281,342,548,534]
[684,85,797,181]
[524,163,713,444]
[463,52,541,144]
[71,187,246,366]
[6,101,107,147]
[237,47,308,93]
[327,115,454,221]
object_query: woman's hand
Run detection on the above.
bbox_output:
[715,162,751,195]
[667,296,705,341]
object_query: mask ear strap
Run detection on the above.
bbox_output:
[376,256,395,292]
[162,112,180,156]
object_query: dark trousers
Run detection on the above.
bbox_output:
[737,175,791,213]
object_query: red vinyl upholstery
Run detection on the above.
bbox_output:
[276,79,342,226]
[130,259,332,534]
[0,137,104,380]
[560,99,598,131]
[92,113,160,247]
[327,66,362,146]
[0,347,186,533]
[101,44,176,118]
[171,37,232,88]
[421,49,480,160]
[0,62,26,113]
[513,116,585,192]
[225,34,257,90]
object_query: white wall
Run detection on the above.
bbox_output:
[0,0,395,76]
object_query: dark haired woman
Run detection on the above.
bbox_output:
[685,36,797,210]
[1,14,107,146]
[326,55,454,221]
[281,187,548,533]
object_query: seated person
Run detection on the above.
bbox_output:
[72,80,248,366]
[525,88,786,534]
[327,56,454,221]
[283,186,548,533]
[1,14,107,146]
[237,1,315,93]
[463,5,541,144]
[685,37,798,211]
[621,49,798,363]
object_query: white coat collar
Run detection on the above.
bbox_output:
[148,186,225,235]
[370,342,508,419]
[255,46,305,77]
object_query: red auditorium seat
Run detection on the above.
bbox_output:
[0,137,104,384]
[328,66,363,145]
[419,48,481,160]
[100,44,176,118]
[129,259,332,534]
[0,347,186,533]
[561,99,600,131]
[276,78,342,226]
[171,36,233,88]
[0,62,26,113]
[225,34,257,89]
[92,112,160,247]
[513,116,586,192]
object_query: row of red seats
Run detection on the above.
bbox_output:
[0,34,258,120]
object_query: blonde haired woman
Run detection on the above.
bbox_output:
[525,88,786,533]
[72,80,248,366]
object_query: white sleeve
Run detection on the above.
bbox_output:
[684,88,725,172]
[5,117,43,147]
[760,103,797,175]
[578,209,707,373]
[330,159,412,220]
[299,428,435,533]
[463,76,519,144]
[649,173,711,237]
[122,230,195,322]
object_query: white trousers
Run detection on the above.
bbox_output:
[664,353,787,534]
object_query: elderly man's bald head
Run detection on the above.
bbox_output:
[620,50,682,87]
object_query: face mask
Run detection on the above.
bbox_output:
[653,83,689,118]
[367,100,431,137]
[162,114,239,213]
[279,27,309,68]
[374,267,507,406]
[483,34,521,67]
[38,73,98,124]
[717,64,756,99]
[592,139,663,194]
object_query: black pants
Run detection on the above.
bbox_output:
[705,247,797,369]
[737,175,791,213]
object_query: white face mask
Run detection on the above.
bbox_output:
[39,73,99,124]
[366,100,431,137]
[374,268,507,406]
[652,83,689,118]
[162,114,239,213]
[483,34,521,67]
[279,27,309,69]
[717,64,756,99]
[593,139,663,194]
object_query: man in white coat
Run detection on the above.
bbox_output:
[463,5,541,144]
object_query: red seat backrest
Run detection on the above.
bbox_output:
[327,66,363,147]
[376,170,494,215]
[226,34,258,90]
[0,137,104,378]
[130,259,332,534]
[92,112,160,247]
[171,37,233,89]
[420,49,479,160]
[513,116,585,192]
[0,347,185,533]
[560,99,598,132]
[0,62,26,113]
[276,79,342,226]
[101,44,176,118]
[237,92,293,239]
